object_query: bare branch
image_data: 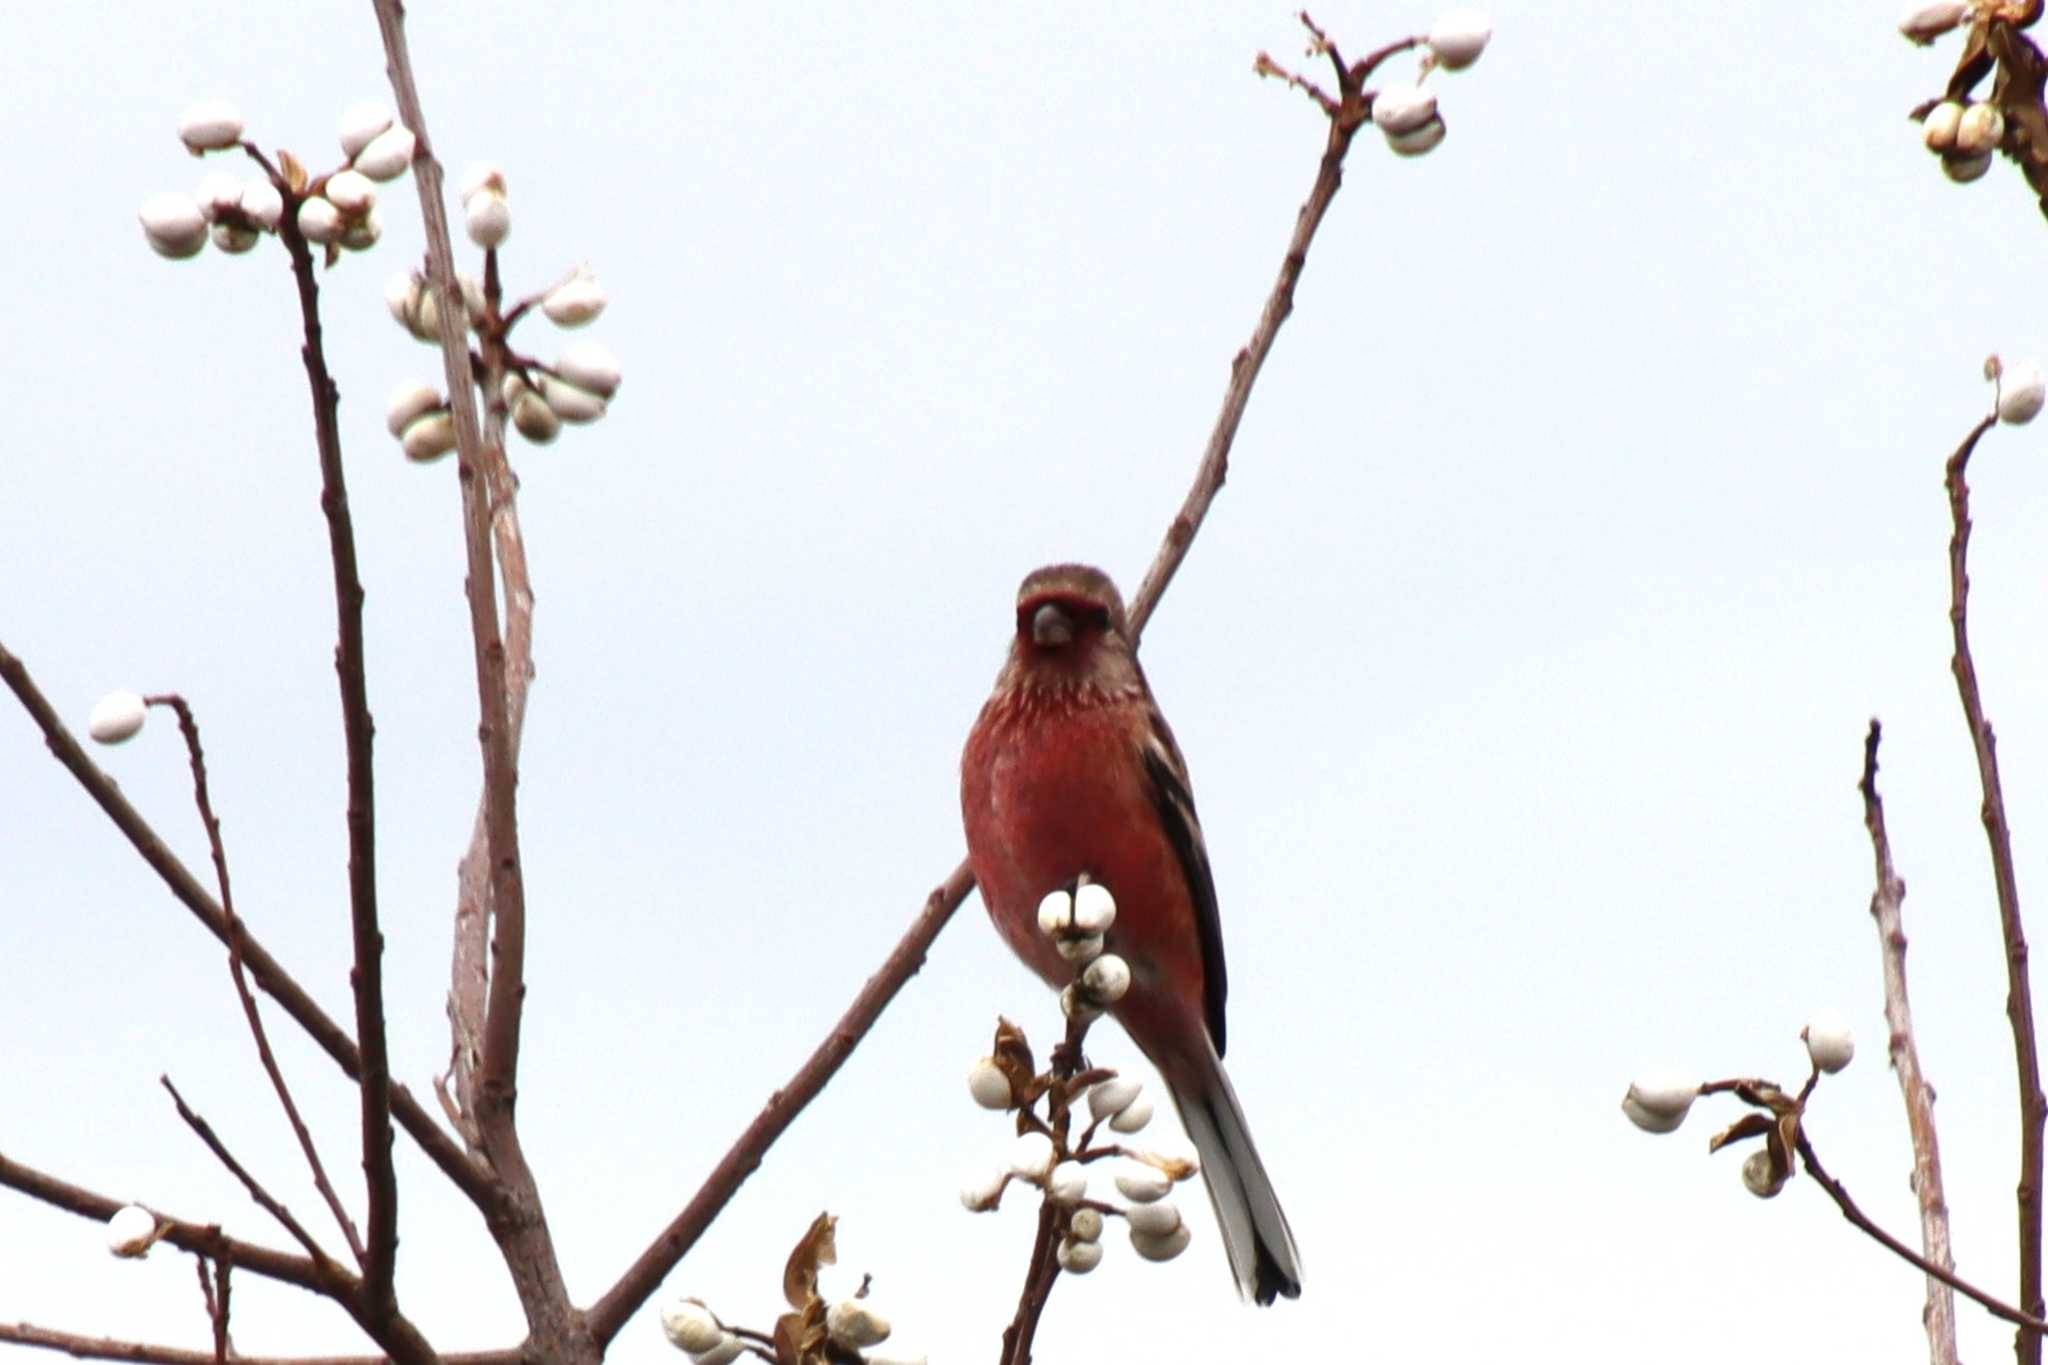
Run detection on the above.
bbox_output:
[1944,412,2046,1354]
[0,1323,518,1365]
[997,1202,1063,1365]
[1860,720,1959,1363]
[160,1076,338,1274]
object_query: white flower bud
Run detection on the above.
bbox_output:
[539,373,608,424]
[1801,1012,1856,1073]
[339,208,383,252]
[337,100,394,159]
[465,190,511,249]
[1108,1095,1154,1135]
[1068,1207,1104,1243]
[1944,148,1993,183]
[960,1167,1008,1212]
[1130,1222,1192,1262]
[1082,953,1131,1004]
[211,221,260,254]
[1957,102,2006,157]
[1742,1149,1787,1199]
[825,1299,891,1349]
[1114,1165,1172,1204]
[106,1204,157,1257]
[401,410,458,463]
[659,1299,725,1355]
[2000,360,2047,425]
[140,192,208,259]
[239,178,283,230]
[967,1057,1013,1110]
[324,169,377,216]
[1057,1237,1104,1273]
[353,123,416,182]
[1072,882,1117,934]
[1387,115,1447,157]
[543,271,609,327]
[1924,100,1965,153]
[556,340,622,397]
[460,161,507,204]
[1048,1161,1088,1201]
[1372,84,1438,135]
[1621,1074,1697,1134]
[195,170,243,223]
[1054,933,1105,964]
[1901,1,1971,44]
[1009,1131,1056,1181]
[690,1334,745,1365]
[459,272,487,319]
[1427,9,1492,70]
[386,380,443,437]
[1059,982,1101,1022]
[88,692,148,745]
[386,272,441,342]
[512,391,563,445]
[178,99,243,153]
[297,196,343,244]
[1087,1076,1142,1123]
[1037,889,1074,937]
[1124,1200,1181,1237]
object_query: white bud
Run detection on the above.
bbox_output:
[512,392,563,445]
[1427,9,1492,69]
[2000,360,2047,425]
[460,161,507,204]
[1108,1095,1154,1134]
[690,1334,745,1365]
[105,1204,157,1257]
[1056,1237,1104,1273]
[543,271,609,327]
[539,373,608,424]
[87,692,148,745]
[1957,102,2006,157]
[211,221,260,254]
[1114,1165,1172,1204]
[1621,1073,1697,1134]
[1048,1161,1088,1201]
[139,192,208,259]
[1801,1012,1857,1073]
[967,1057,1013,1110]
[556,340,622,397]
[1924,100,1965,153]
[195,170,243,223]
[1944,148,1993,183]
[1072,883,1117,934]
[1742,1149,1788,1199]
[239,178,283,230]
[178,99,243,153]
[465,190,511,249]
[960,1167,1008,1212]
[459,272,487,319]
[353,123,416,182]
[386,272,441,342]
[1068,1207,1104,1243]
[825,1299,891,1350]
[1054,933,1105,964]
[1372,83,1438,135]
[1130,1222,1192,1262]
[1124,1200,1181,1237]
[659,1299,725,1355]
[297,196,343,244]
[401,410,458,463]
[1087,1076,1142,1123]
[1009,1131,1056,1181]
[1082,953,1131,1004]
[339,208,383,252]
[1037,889,1075,937]
[1387,115,1448,157]
[324,169,377,216]
[1901,1,1971,44]
[386,380,443,438]
[1059,983,1101,1022]
[337,100,394,159]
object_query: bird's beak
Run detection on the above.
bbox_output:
[1031,602,1074,648]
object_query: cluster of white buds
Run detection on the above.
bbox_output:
[105,1205,160,1258]
[661,1283,918,1363]
[659,1299,742,1365]
[387,380,458,463]
[1035,883,1130,1020]
[1922,96,2005,182]
[86,691,149,745]
[463,162,512,249]
[1368,10,1491,158]
[1987,354,2047,425]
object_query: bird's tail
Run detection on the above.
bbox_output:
[1168,1044,1302,1305]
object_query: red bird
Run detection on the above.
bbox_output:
[960,563,1302,1304]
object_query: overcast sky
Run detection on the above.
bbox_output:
[6,3,2048,1362]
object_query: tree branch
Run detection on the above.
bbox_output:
[0,1322,517,1365]
[1944,411,2046,1359]
[160,1075,339,1274]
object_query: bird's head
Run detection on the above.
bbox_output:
[1000,564,1140,701]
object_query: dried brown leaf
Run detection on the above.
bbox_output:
[782,1211,837,1311]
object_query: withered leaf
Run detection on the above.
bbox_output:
[277,148,309,195]
[1707,1112,1773,1154]
[782,1211,837,1311]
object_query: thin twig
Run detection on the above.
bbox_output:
[156,693,367,1267]
[1945,411,2046,1357]
[0,644,495,1212]
[160,1076,336,1274]
[997,1202,1063,1365]
[211,1260,232,1365]
[0,1322,519,1365]
[272,175,400,1316]
[1860,719,1959,1364]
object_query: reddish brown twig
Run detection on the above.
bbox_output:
[1944,412,2046,1356]
[0,1322,520,1365]
[998,1202,1065,1365]
[1859,720,1959,1363]
[160,1076,337,1274]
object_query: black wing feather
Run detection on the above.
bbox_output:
[1139,708,1229,1056]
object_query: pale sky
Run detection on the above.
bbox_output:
[7,3,2048,1362]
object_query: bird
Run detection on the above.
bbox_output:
[959,562,1302,1304]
